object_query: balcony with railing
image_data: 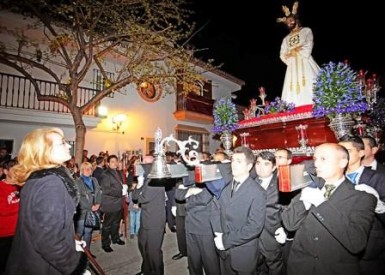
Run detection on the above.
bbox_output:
[0,72,98,116]
[174,92,215,124]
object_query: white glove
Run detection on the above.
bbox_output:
[171,206,177,217]
[274,227,287,244]
[178,184,188,190]
[75,240,86,252]
[355,184,379,199]
[122,184,128,196]
[355,184,385,214]
[375,200,385,214]
[214,232,225,251]
[82,270,91,275]
[137,175,144,189]
[300,187,325,208]
[186,187,203,198]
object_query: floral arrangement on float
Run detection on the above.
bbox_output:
[312,61,369,138]
[212,97,239,155]
[212,97,239,134]
[312,61,368,119]
[243,86,295,119]
[264,97,295,114]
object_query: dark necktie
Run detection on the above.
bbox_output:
[324,184,336,199]
[231,180,240,197]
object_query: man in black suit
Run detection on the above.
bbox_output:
[100,155,126,252]
[339,135,385,275]
[253,151,285,275]
[362,135,385,174]
[175,180,221,275]
[92,156,105,184]
[132,162,167,275]
[171,179,187,260]
[282,143,377,275]
[165,179,177,232]
[211,146,266,275]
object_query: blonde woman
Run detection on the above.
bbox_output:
[5,128,87,275]
[75,162,102,253]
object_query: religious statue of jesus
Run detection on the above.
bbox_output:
[277,1,320,107]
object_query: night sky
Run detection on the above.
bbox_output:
[190,0,384,106]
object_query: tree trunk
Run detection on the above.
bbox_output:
[73,107,86,166]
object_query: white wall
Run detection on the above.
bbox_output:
[0,87,221,158]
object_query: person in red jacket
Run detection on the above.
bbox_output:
[0,159,19,274]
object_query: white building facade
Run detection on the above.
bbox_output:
[0,10,244,158]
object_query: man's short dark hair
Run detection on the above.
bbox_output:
[362,135,378,148]
[107,154,118,163]
[233,146,255,164]
[96,156,105,165]
[339,135,365,151]
[257,151,276,166]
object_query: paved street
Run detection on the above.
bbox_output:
[88,229,189,275]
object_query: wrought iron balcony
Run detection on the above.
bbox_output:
[0,72,97,115]
[174,93,214,124]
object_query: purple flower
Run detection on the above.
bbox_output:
[312,61,368,119]
[212,98,239,133]
[264,97,295,114]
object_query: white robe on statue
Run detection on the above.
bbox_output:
[280,27,320,107]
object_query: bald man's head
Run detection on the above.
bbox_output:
[314,143,349,182]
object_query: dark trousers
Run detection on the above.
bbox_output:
[0,236,13,274]
[101,209,122,247]
[165,194,176,230]
[138,227,165,275]
[220,254,256,275]
[257,240,285,275]
[282,233,295,272]
[186,233,220,275]
[175,215,187,256]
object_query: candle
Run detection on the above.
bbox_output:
[300,127,305,140]
[358,69,365,79]
[366,78,373,90]
[357,125,364,136]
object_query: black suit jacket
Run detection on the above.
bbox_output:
[100,168,125,212]
[92,166,104,184]
[211,175,266,272]
[258,172,283,251]
[132,178,166,230]
[357,168,385,267]
[176,186,215,235]
[174,180,187,217]
[282,180,376,275]
[359,167,385,224]
[374,162,385,175]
